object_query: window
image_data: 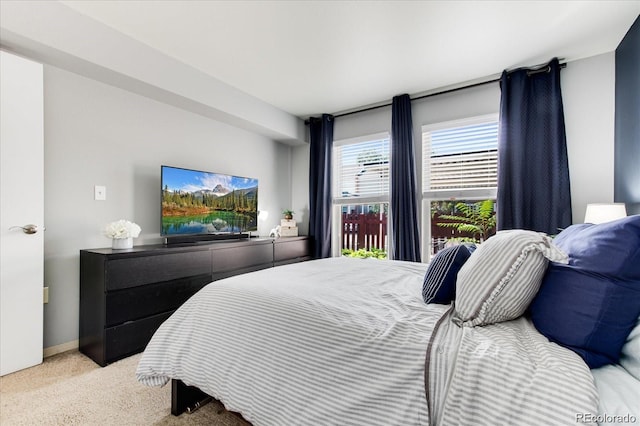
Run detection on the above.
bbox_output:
[332,133,390,258]
[422,115,498,259]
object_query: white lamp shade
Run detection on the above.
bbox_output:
[584,203,627,224]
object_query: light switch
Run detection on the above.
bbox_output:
[94,185,106,201]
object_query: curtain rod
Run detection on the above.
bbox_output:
[334,77,499,119]
[307,61,566,123]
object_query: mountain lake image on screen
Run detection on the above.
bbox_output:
[161,165,258,236]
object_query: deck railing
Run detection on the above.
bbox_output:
[341,212,387,251]
[340,212,495,256]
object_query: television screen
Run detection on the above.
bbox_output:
[161,165,258,236]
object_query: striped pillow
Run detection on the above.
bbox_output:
[422,244,475,304]
[453,230,567,327]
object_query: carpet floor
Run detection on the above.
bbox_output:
[0,351,250,426]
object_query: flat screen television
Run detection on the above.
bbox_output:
[161,165,258,242]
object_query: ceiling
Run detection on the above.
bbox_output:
[49,1,640,119]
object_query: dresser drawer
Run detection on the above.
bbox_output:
[274,238,313,263]
[211,243,273,272]
[105,251,211,291]
[104,311,173,364]
[105,274,211,327]
[212,263,272,282]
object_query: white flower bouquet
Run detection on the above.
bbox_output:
[104,219,141,239]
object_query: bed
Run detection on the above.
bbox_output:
[137,216,640,426]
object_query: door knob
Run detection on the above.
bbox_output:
[9,224,43,234]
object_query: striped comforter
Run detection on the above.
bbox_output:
[136,257,598,426]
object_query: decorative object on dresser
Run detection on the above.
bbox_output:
[280,218,298,237]
[79,236,312,367]
[269,226,281,238]
[269,210,299,238]
[282,209,294,220]
[104,219,141,250]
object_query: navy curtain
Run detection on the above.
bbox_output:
[308,114,334,258]
[497,58,572,234]
[390,94,421,262]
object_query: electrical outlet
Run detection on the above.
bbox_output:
[43,286,49,304]
[94,185,106,201]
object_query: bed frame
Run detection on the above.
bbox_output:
[171,379,212,415]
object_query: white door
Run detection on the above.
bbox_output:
[0,50,44,376]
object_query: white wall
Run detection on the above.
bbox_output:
[291,141,310,236]
[291,52,617,248]
[563,52,616,222]
[43,66,292,350]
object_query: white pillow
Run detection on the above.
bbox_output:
[591,363,640,424]
[453,230,567,327]
[620,316,640,381]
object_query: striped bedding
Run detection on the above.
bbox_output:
[136,257,598,425]
[429,310,599,425]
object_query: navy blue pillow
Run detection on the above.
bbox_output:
[552,219,640,280]
[530,215,640,368]
[422,244,475,304]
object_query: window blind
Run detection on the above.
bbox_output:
[423,121,498,191]
[334,137,390,199]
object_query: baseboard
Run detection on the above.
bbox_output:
[43,340,78,358]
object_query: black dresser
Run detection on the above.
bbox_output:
[79,236,312,366]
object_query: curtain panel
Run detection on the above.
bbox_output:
[308,114,334,259]
[390,94,421,262]
[497,58,572,235]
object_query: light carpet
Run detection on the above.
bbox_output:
[0,351,250,426]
